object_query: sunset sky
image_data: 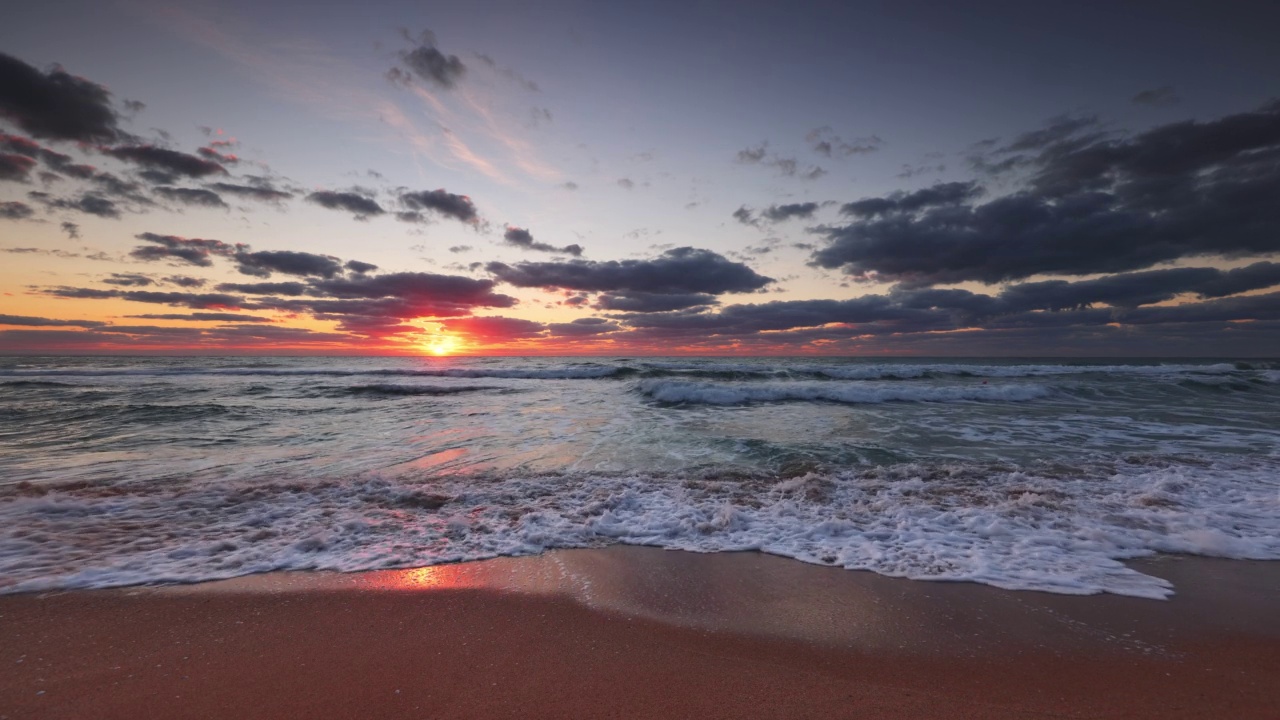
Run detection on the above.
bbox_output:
[2,0,1279,355]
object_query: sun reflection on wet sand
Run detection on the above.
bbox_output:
[357,564,476,590]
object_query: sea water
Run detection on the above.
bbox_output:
[1,355,1277,598]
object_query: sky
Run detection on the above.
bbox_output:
[1,0,1279,356]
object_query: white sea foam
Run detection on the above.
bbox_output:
[2,458,1277,598]
[637,379,1052,405]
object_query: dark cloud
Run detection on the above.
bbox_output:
[234,250,344,279]
[130,313,274,323]
[207,182,292,203]
[487,247,773,296]
[44,287,244,309]
[399,189,477,223]
[35,146,96,179]
[60,221,79,238]
[439,316,545,341]
[0,314,105,328]
[503,226,583,256]
[805,127,882,157]
[839,181,983,219]
[130,232,239,266]
[813,103,1280,285]
[595,292,718,313]
[0,200,33,220]
[732,206,758,227]
[197,146,238,164]
[0,152,36,181]
[616,178,635,190]
[36,193,120,218]
[0,133,41,157]
[164,275,205,288]
[103,145,227,178]
[154,186,228,208]
[734,142,825,179]
[309,272,515,306]
[762,202,819,222]
[1132,86,1181,107]
[1002,115,1100,153]
[306,190,384,219]
[344,260,378,274]
[215,281,310,296]
[102,273,155,287]
[546,317,621,337]
[0,52,122,142]
[391,32,466,90]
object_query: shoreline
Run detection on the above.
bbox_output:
[3,548,1278,718]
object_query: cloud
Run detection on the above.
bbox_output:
[595,292,718,312]
[732,206,759,227]
[399,188,478,223]
[734,142,825,180]
[503,226,583,256]
[0,133,41,157]
[0,200,33,219]
[616,178,634,190]
[762,202,819,222]
[215,281,310,296]
[439,315,545,341]
[130,232,239,267]
[805,127,882,157]
[306,190,384,219]
[0,314,105,328]
[103,145,227,178]
[234,250,345,278]
[60,221,79,238]
[102,273,155,287]
[35,193,121,219]
[43,287,245,309]
[164,275,206,288]
[546,317,621,337]
[839,181,983,219]
[0,152,36,181]
[207,181,293,203]
[154,186,228,208]
[197,145,239,164]
[344,260,378,274]
[130,313,274,323]
[487,247,773,296]
[1132,86,1181,107]
[812,102,1280,284]
[0,52,123,142]
[391,32,467,90]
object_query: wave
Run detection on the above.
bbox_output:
[0,365,624,380]
[0,380,79,388]
[638,379,1052,405]
[2,456,1277,598]
[4,361,1271,385]
[341,384,503,397]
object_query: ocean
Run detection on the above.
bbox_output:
[1,355,1278,599]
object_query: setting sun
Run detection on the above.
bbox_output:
[424,335,460,356]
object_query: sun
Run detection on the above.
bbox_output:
[424,334,460,356]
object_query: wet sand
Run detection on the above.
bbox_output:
[2,548,1278,719]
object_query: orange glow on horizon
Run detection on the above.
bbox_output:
[423,334,461,356]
